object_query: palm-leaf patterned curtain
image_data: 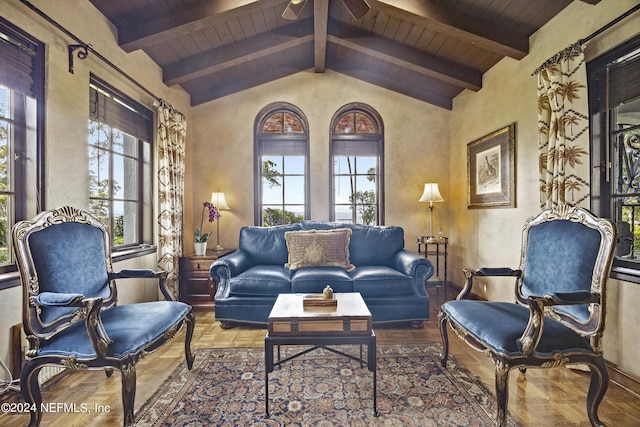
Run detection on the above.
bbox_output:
[157,101,186,300]
[535,41,590,209]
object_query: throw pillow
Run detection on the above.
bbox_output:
[284,228,355,272]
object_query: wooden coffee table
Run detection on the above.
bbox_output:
[264,292,378,418]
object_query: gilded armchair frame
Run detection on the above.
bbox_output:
[439,206,617,426]
[12,206,195,427]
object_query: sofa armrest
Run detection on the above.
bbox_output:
[210,250,253,299]
[393,250,434,297]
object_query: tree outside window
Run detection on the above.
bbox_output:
[255,104,309,226]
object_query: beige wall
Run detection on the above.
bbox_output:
[450,0,640,374]
[0,0,191,371]
[2,0,640,381]
[189,70,451,250]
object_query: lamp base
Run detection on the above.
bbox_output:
[425,236,438,243]
[213,245,224,251]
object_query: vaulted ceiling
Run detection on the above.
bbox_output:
[88,0,601,110]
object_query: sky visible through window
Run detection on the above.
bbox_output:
[260,155,377,223]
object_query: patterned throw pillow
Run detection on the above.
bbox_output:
[284,228,355,271]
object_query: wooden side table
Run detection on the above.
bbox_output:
[417,236,449,299]
[179,248,235,310]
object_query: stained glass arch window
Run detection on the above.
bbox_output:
[330,103,384,225]
[254,102,309,226]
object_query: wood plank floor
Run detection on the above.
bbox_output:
[1,289,639,426]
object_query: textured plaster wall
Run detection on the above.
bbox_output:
[189,70,451,251]
[0,0,191,372]
[450,0,640,374]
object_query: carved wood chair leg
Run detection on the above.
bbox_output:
[587,358,609,427]
[185,311,196,369]
[121,363,137,427]
[20,362,43,427]
[438,310,449,367]
[495,360,510,427]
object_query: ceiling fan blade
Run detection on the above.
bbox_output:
[282,0,308,20]
[343,0,370,20]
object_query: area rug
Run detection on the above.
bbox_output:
[136,343,521,426]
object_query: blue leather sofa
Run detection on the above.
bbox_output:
[210,221,433,327]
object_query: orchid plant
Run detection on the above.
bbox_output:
[194,201,220,243]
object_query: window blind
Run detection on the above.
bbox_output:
[89,76,153,142]
[256,138,307,156]
[332,139,380,156]
[0,20,38,97]
[608,50,640,108]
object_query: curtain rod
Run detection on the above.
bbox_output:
[533,3,640,75]
[579,3,640,45]
[19,0,181,113]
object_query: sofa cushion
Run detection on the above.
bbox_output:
[301,221,404,266]
[239,223,301,265]
[284,228,355,271]
[228,265,292,297]
[351,266,414,296]
[291,267,354,293]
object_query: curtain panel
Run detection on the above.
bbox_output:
[535,41,590,209]
[157,101,186,300]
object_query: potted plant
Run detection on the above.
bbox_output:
[194,201,220,256]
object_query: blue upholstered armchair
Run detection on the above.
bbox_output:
[12,207,195,427]
[439,206,616,427]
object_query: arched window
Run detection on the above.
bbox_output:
[254,103,309,226]
[330,104,384,225]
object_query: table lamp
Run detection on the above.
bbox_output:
[418,183,444,243]
[211,191,230,250]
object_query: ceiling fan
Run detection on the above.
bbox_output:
[282,0,370,21]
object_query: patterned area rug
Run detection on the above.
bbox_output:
[136,343,521,426]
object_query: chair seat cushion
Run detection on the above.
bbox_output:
[441,301,592,357]
[37,301,191,359]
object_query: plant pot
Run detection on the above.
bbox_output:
[194,242,207,256]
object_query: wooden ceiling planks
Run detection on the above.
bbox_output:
[88,0,594,108]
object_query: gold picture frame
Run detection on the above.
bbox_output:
[467,123,516,209]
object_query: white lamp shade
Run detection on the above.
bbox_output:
[418,183,444,203]
[211,192,230,210]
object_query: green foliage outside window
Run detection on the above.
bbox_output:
[262,207,303,226]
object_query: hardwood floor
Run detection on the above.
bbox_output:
[1,289,639,426]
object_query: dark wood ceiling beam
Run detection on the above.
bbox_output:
[118,0,286,52]
[368,0,529,59]
[331,61,453,110]
[328,20,481,91]
[164,20,313,86]
[190,59,314,105]
[314,0,329,72]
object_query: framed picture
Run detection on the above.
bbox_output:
[467,123,516,209]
